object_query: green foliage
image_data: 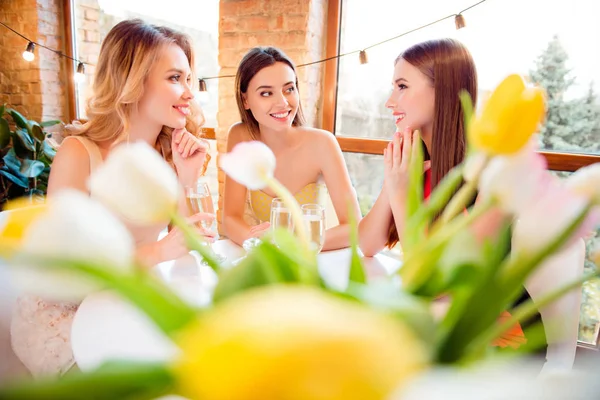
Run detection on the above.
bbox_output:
[529,35,600,152]
[0,105,61,209]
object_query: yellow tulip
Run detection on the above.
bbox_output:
[173,286,427,400]
[0,199,47,255]
[469,74,546,155]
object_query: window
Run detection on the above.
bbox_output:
[69,0,219,127]
[332,0,600,156]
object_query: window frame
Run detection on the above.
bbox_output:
[322,0,600,173]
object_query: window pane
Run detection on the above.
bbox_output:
[343,152,383,216]
[72,0,219,127]
[550,171,600,347]
[336,0,600,155]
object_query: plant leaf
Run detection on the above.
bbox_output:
[0,361,173,400]
[3,149,22,173]
[348,205,366,284]
[40,120,61,127]
[213,238,303,303]
[30,122,45,142]
[0,116,10,148]
[0,168,28,188]
[12,128,35,153]
[7,109,28,130]
[20,159,45,178]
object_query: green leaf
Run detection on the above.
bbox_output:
[403,132,425,252]
[213,239,302,303]
[40,120,61,127]
[0,168,28,188]
[343,281,436,347]
[7,108,29,130]
[2,252,198,336]
[0,116,10,148]
[0,361,174,400]
[30,122,45,142]
[41,140,57,163]
[3,148,22,173]
[459,91,476,156]
[20,159,45,178]
[0,104,5,117]
[348,205,366,284]
[12,128,35,153]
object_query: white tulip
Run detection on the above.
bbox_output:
[219,141,276,190]
[88,142,180,224]
[478,146,550,215]
[565,163,600,204]
[10,190,135,301]
[512,184,592,256]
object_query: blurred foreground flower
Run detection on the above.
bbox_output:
[174,285,427,400]
[1,190,134,301]
[88,142,180,224]
[469,74,545,155]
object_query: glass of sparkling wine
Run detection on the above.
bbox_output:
[301,203,325,253]
[270,198,293,246]
[270,198,294,232]
[185,182,226,263]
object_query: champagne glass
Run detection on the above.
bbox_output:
[301,203,325,253]
[270,198,294,232]
[185,181,226,264]
[270,198,294,247]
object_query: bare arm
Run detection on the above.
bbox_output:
[222,124,269,245]
[47,137,91,196]
[357,184,394,256]
[317,131,362,251]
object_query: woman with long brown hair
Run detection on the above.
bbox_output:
[223,46,361,250]
[358,38,477,255]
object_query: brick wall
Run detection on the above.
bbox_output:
[0,0,69,123]
[217,0,329,231]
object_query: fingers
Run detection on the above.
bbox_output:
[392,131,403,169]
[172,128,184,145]
[249,222,270,237]
[400,127,412,171]
[384,141,392,171]
[182,136,195,158]
[187,212,215,224]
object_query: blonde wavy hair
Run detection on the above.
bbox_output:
[66,19,208,170]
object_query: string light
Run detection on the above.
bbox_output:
[74,62,86,83]
[455,14,466,30]
[2,0,487,92]
[198,78,207,92]
[22,42,35,62]
[358,50,368,65]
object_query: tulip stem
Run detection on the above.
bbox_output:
[263,176,311,253]
[169,211,221,272]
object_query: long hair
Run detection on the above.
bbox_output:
[234,46,305,140]
[386,38,478,248]
[66,19,205,167]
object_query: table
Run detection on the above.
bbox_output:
[70,239,402,372]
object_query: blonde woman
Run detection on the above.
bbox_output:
[10,19,213,378]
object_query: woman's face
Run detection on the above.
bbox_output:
[138,43,195,130]
[385,58,435,141]
[242,61,299,133]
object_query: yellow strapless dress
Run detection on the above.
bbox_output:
[248,182,322,223]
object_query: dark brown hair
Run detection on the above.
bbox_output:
[386,38,478,248]
[234,47,306,140]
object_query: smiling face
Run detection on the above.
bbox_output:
[137,43,194,130]
[385,58,435,142]
[242,61,300,133]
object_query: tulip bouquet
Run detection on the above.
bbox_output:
[1,74,600,400]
